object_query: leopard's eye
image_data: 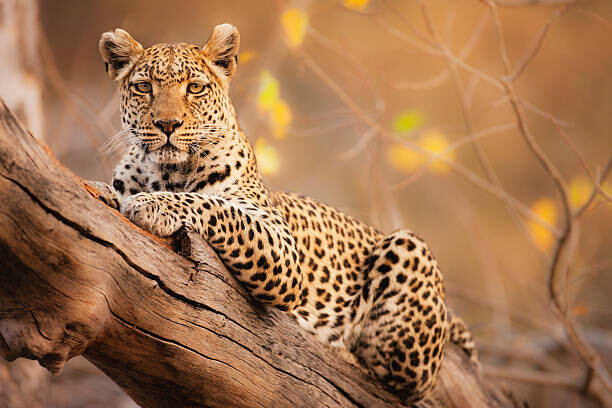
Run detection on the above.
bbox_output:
[187,82,206,94]
[131,82,152,94]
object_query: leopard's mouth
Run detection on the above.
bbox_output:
[148,143,190,164]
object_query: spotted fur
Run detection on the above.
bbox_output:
[93,24,478,404]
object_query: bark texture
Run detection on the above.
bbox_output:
[0,99,518,408]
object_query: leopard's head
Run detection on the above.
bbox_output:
[99,24,240,164]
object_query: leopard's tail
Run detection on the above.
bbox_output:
[448,309,480,369]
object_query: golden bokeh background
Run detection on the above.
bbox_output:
[2,0,611,406]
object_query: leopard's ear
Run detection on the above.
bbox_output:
[203,24,240,81]
[99,29,143,81]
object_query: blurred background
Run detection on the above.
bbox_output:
[0,0,611,406]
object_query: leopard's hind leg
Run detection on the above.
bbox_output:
[346,230,450,404]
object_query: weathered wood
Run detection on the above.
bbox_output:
[0,99,518,407]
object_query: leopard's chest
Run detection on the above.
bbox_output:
[130,161,237,197]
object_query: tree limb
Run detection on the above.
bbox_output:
[0,99,518,407]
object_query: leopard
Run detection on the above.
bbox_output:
[89,24,478,405]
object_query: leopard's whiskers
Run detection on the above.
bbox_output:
[99,128,142,158]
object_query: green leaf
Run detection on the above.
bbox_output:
[392,110,423,134]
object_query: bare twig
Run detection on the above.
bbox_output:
[418,2,554,256]
[385,1,572,131]
[376,18,442,57]
[510,7,568,81]
[339,127,377,159]
[393,11,487,91]
[307,27,385,114]
[37,27,114,175]
[419,1,500,185]
[394,71,451,91]
[380,0,439,49]
[296,48,561,235]
[574,157,612,219]
[393,123,516,190]
[484,0,612,393]
[575,6,612,30]
[518,96,574,127]
[549,117,612,203]
[290,3,612,400]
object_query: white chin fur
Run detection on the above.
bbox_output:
[149,147,190,164]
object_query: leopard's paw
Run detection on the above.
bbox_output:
[86,180,120,210]
[121,193,182,237]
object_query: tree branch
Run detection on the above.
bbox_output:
[0,99,518,407]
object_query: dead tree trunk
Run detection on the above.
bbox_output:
[0,99,517,407]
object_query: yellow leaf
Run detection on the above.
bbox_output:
[527,198,558,251]
[387,129,454,174]
[270,100,292,139]
[419,129,454,173]
[254,139,280,176]
[568,175,593,210]
[239,50,257,64]
[343,0,370,11]
[256,71,293,138]
[281,8,308,48]
[387,144,424,174]
[257,71,279,113]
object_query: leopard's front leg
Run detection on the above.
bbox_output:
[121,192,303,310]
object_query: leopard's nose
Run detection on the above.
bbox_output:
[154,119,183,136]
